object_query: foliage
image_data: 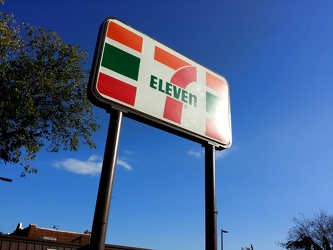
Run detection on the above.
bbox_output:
[241,244,254,250]
[0,8,99,175]
[279,211,333,250]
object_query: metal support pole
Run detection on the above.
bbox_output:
[90,109,123,250]
[205,143,218,250]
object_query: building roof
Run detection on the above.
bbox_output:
[11,223,90,244]
[6,223,151,250]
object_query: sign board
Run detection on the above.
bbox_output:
[88,17,232,149]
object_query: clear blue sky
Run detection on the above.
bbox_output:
[1,1,333,250]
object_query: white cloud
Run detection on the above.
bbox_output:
[53,155,103,175]
[216,145,238,160]
[123,150,135,155]
[117,159,133,171]
[188,149,203,158]
[188,146,235,161]
[216,150,229,160]
[53,154,133,175]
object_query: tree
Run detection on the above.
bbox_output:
[0,3,100,175]
[241,244,254,250]
[279,211,333,250]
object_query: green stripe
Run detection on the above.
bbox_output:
[206,92,220,114]
[102,43,140,81]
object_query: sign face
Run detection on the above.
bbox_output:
[88,18,232,149]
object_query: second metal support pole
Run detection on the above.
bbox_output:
[205,143,218,250]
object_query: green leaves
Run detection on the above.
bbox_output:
[0,10,100,175]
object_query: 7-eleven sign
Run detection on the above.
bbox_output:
[88,17,232,149]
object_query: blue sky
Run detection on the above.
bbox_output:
[1,1,333,250]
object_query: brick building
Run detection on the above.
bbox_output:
[1,223,150,250]
[11,223,90,244]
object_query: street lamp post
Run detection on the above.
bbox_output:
[221,229,228,250]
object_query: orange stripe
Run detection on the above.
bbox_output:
[205,117,227,143]
[206,72,227,94]
[107,21,143,53]
[154,46,190,70]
